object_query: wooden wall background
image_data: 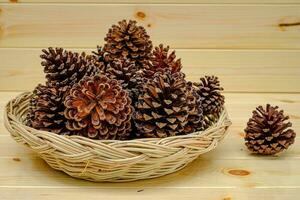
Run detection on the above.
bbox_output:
[0,0,299,92]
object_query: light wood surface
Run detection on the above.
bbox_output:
[0,0,300,4]
[0,188,299,200]
[2,0,300,3]
[0,4,300,49]
[0,92,299,200]
[1,48,300,92]
[1,0,300,198]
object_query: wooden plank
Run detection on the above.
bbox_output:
[0,188,299,200]
[2,0,300,3]
[0,4,300,49]
[0,48,300,92]
[0,156,299,187]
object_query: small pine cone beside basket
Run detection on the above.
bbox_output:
[27,84,68,135]
[133,71,189,138]
[244,104,296,155]
[64,75,133,140]
[103,20,153,64]
[41,47,102,92]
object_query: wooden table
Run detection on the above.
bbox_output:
[1,92,299,199]
[1,0,300,199]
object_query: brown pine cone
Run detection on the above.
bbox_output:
[125,69,150,103]
[41,47,102,92]
[148,44,182,74]
[27,84,68,135]
[128,58,183,102]
[64,75,133,140]
[126,45,183,105]
[92,45,110,66]
[103,19,153,64]
[183,82,204,134]
[133,71,189,138]
[194,75,225,116]
[245,104,296,155]
[105,58,138,90]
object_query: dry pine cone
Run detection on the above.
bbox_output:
[92,45,110,66]
[244,104,296,155]
[103,19,153,64]
[137,44,182,82]
[64,75,132,140]
[194,75,225,115]
[41,47,101,92]
[194,75,225,129]
[104,58,138,91]
[133,71,189,138]
[27,84,68,134]
[149,44,182,74]
[183,82,204,134]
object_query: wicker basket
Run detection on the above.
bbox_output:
[4,92,231,182]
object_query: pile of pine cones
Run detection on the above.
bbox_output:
[27,19,225,140]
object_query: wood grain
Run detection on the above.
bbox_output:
[1,48,300,92]
[1,188,299,200]
[1,0,300,3]
[0,4,300,49]
[0,156,299,187]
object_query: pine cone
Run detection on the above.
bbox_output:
[126,44,183,108]
[194,75,225,115]
[103,19,153,64]
[133,71,189,138]
[92,45,110,66]
[148,44,182,73]
[245,104,296,155]
[64,75,133,140]
[128,57,181,102]
[183,82,204,134]
[41,47,102,92]
[104,58,138,90]
[27,84,68,134]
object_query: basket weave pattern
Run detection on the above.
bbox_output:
[4,92,231,182]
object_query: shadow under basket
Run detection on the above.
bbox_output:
[4,92,232,182]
